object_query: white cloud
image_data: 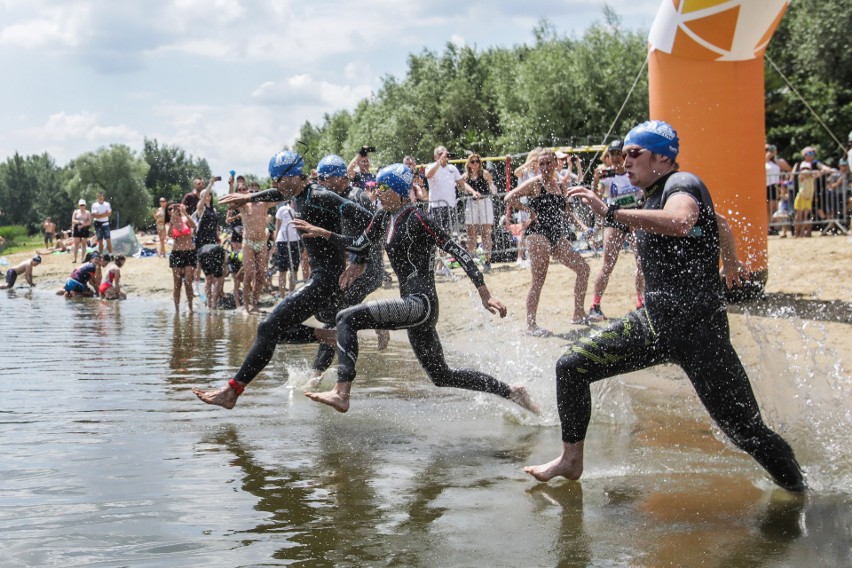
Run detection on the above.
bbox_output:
[151,103,296,179]
[40,112,141,144]
[251,74,374,111]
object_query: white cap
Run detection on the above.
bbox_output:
[78,199,86,205]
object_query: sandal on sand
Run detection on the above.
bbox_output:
[525,327,553,337]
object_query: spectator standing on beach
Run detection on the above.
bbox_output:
[462,153,496,273]
[792,147,833,234]
[510,148,544,268]
[273,199,301,297]
[588,140,645,322]
[168,203,197,313]
[347,147,376,190]
[234,180,271,314]
[403,156,428,203]
[1,256,41,289]
[765,144,791,234]
[182,178,205,212]
[42,217,56,248]
[505,150,590,335]
[426,145,477,275]
[70,199,92,263]
[197,244,227,309]
[525,120,805,493]
[91,192,113,255]
[154,198,168,258]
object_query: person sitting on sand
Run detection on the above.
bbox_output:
[99,255,127,300]
[300,164,539,415]
[1,256,41,289]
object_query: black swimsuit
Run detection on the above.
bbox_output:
[525,182,573,245]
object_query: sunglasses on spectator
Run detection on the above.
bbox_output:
[469,159,480,163]
[623,148,647,158]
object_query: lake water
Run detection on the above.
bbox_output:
[1,289,850,567]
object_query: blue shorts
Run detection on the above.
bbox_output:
[95,222,111,241]
[64,279,86,294]
[5,270,18,288]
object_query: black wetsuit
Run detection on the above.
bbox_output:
[233,183,372,384]
[525,182,574,245]
[554,171,805,491]
[332,205,513,399]
[311,186,385,373]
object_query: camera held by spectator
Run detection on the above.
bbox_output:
[359,145,376,157]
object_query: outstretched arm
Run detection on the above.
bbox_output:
[716,212,746,288]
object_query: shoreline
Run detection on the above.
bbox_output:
[5,234,851,311]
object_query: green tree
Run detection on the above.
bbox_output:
[0,152,68,232]
[765,0,852,163]
[143,138,211,205]
[65,144,151,229]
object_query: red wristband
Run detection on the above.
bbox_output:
[228,378,245,395]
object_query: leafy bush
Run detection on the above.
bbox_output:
[0,225,28,242]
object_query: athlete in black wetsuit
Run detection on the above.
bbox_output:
[301,164,538,414]
[525,121,805,492]
[307,155,388,384]
[192,151,373,409]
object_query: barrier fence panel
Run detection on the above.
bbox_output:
[767,169,849,236]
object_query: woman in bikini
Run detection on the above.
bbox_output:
[168,203,197,313]
[505,150,590,335]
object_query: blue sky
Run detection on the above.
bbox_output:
[0,0,660,180]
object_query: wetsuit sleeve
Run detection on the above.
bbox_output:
[415,210,486,288]
[248,188,288,203]
[345,210,388,264]
[335,194,374,237]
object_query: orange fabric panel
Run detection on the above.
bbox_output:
[649,52,768,273]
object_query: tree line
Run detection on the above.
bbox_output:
[1,3,847,233]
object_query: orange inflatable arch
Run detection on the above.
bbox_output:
[647,0,789,291]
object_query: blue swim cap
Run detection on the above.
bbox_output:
[32,255,42,263]
[376,164,413,197]
[268,151,304,179]
[624,120,679,160]
[317,154,347,179]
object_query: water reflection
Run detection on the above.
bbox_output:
[0,293,849,567]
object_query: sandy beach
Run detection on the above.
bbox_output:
[12,232,851,389]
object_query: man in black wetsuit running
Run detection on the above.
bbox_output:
[297,164,538,415]
[192,150,373,409]
[524,121,806,492]
[306,154,389,389]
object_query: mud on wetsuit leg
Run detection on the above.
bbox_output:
[334,294,511,398]
[554,308,805,491]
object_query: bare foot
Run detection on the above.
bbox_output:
[524,442,584,482]
[509,384,540,415]
[525,326,552,337]
[376,329,390,351]
[192,384,240,409]
[305,389,350,413]
[303,373,323,391]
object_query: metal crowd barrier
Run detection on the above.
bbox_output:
[767,169,849,235]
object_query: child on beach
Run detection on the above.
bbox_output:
[99,255,127,300]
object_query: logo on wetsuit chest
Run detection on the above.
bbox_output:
[687,226,703,237]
